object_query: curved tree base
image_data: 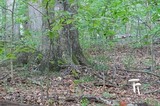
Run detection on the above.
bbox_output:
[73,51,88,66]
[39,0,89,72]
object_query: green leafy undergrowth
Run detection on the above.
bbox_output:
[74,75,95,85]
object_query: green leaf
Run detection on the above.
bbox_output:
[0,48,4,54]
[81,98,89,106]
[52,24,62,31]
[7,53,16,60]
[66,19,73,24]
[69,0,74,4]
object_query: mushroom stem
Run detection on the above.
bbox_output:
[135,83,141,95]
[133,82,136,93]
[137,86,140,95]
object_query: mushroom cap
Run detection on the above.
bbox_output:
[128,79,140,82]
[135,83,141,86]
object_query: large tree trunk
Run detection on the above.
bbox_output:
[40,0,88,71]
[55,0,88,65]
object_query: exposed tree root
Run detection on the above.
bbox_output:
[65,95,114,106]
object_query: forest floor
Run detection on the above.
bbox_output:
[0,44,160,106]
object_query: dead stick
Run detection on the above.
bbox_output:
[118,68,160,78]
[65,95,115,105]
[144,89,160,94]
[80,95,113,105]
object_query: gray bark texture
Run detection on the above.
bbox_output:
[39,0,88,71]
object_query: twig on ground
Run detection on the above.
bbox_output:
[79,95,114,105]
[94,81,117,87]
[64,95,115,105]
[0,73,9,80]
[118,68,160,78]
[144,89,160,94]
[0,100,39,106]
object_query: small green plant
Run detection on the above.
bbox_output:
[143,58,154,67]
[122,55,135,69]
[74,76,94,85]
[46,98,54,105]
[71,69,79,78]
[142,83,151,91]
[145,98,160,106]
[5,86,15,93]
[80,98,89,106]
[102,92,112,98]
[17,69,32,78]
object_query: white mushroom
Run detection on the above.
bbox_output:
[135,83,141,95]
[57,77,62,81]
[128,79,140,93]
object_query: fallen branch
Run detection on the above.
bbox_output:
[118,68,160,78]
[144,89,160,94]
[0,73,9,80]
[65,95,114,106]
[0,100,39,106]
[79,95,115,106]
[64,95,115,105]
[94,81,117,88]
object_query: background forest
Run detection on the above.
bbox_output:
[0,0,160,106]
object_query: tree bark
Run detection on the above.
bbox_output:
[54,0,88,66]
[1,0,7,39]
[39,0,88,71]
